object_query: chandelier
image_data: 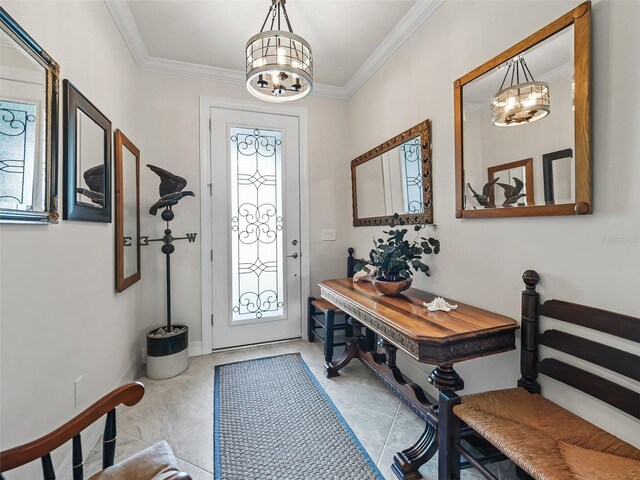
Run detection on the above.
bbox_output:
[245,0,313,102]
[491,54,550,127]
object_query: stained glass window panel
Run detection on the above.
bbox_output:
[229,127,284,322]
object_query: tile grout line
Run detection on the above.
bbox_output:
[378,402,402,466]
[176,455,213,475]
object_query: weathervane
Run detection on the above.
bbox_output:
[141,164,197,332]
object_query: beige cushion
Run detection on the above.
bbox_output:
[453,388,640,480]
[88,441,181,480]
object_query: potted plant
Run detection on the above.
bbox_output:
[357,213,440,296]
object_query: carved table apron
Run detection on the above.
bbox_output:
[320,278,518,480]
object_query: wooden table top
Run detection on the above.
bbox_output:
[320,278,519,364]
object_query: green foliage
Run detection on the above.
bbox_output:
[355,213,440,281]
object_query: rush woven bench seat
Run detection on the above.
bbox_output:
[454,387,640,480]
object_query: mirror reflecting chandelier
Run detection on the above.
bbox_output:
[491,54,550,127]
[246,0,313,102]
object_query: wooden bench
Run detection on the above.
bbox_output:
[437,270,640,480]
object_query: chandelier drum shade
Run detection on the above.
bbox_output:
[246,0,313,102]
[491,54,550,127]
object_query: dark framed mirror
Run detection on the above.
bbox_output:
[115,129,140,292]
[351,119,432,226]
[0,7,59,224]
[454,2,591,218]
[63,80,111,222]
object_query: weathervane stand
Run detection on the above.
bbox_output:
[140,206,197,331]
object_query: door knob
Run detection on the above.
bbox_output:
[287,252,299,259]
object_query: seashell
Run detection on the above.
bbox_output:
[423,297,458,312]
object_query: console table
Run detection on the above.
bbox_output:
[319,278,518,480]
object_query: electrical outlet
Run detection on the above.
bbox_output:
[74,375,84,407]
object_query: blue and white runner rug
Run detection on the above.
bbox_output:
[214,353,384,480]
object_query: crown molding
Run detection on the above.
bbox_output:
[105,0,443,101]
[104,0,149,68]
[342,0,445,99]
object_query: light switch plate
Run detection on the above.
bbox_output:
[321,229,336,241]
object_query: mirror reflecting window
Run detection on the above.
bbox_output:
[352,119,432,226]
[63,80,112,222]
[355,137,424,218]
[115,129,140,292]
[0,7,59,224]
[454,2,591,218]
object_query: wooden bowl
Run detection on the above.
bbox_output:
[372,277,413,296]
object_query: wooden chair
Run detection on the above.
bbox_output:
[437,270,640,480]
[0,382,191,480]
[307,247,375,363]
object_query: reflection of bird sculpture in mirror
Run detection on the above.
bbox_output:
[147,164,195,215]
[76,164,105,205]
[467,177,500,206]
[497,177,526,205]
[77,188,104,206]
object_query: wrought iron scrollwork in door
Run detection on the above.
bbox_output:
[230,127,285,321]
[400,137,423,214]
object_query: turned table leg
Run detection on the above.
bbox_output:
[324,319,364,378]
[391,363,464,480]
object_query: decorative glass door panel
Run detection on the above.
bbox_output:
[229,127,285,322]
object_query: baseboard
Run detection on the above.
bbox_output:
[141,340,203,364]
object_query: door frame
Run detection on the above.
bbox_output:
[199,96,310,354]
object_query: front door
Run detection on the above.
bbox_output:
[209,107,302,349]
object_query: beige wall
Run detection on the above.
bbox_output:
[0,1,142,478]
[346,0,640,446]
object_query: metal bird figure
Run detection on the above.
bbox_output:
[467,177,500,206]
[149,191,195,216]
[497,177,526,205]
[83,165,104,193]
[76,187,104,206]
[147,164,188,197]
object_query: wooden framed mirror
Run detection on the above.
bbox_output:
[351,119,432,226]
[454,2,591,218]
[115,130,140,292]
[63,80,112,222]
[0,7,59,224]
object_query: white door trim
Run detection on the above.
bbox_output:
[199,96,310,354]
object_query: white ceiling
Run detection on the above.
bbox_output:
[106,0,444,99]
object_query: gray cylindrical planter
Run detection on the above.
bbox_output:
[146,325,189,380]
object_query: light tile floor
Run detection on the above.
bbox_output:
[85,339,517,480]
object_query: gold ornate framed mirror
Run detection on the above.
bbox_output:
[454,2,591,218]
[351,119,432,226]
